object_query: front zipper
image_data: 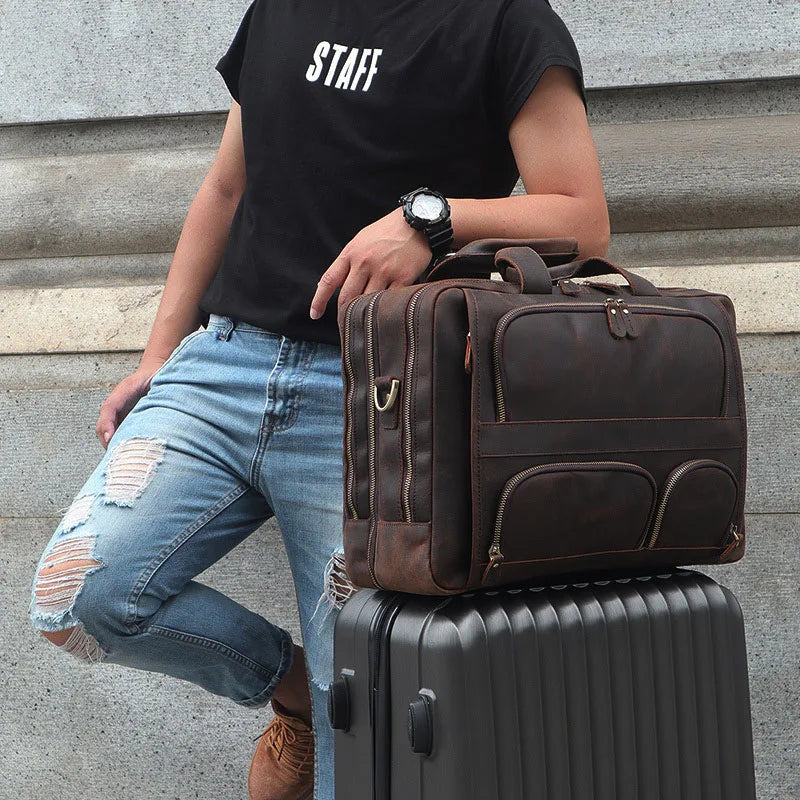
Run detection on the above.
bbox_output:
[342,297,360,519]
[365,291,385,588]
[400,283,435,522]
[493,301,729,422]
[644,458,736,549]
[361,279,471,569]
[397,277,518,523]
[483,460,656,583]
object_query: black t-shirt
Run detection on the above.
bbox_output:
[199,0,586,346]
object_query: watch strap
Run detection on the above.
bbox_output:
[426,218,454,259]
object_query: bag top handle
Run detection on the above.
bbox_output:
[549,257,661,296]
[424,237,578,284]
[425,240,661,297]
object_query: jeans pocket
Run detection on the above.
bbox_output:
[147,329,207,389]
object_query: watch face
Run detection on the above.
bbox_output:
[411,193,444,222]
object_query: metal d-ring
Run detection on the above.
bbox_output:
[373,379,400,412]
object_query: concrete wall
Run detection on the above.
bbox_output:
[1,1,798,123]
[1,1,798,798]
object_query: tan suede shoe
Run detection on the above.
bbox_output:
[248,698,315,800]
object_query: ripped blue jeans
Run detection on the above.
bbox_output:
[29,313,353,800]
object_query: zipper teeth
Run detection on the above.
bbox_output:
[645,458,720,548]
[365,291,384,588]
[396,276,517,519]
[491,460,646,554]
[401,284,432,522]
[342,298,359,519]
[493,301,729,422]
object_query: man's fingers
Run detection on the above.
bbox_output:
[363,271,392,295]
[337,265,370,312]
[310,256,350,319]
[95,402,118,448]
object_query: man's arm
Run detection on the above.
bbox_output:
[138,100,248,374]
[95,101,247,446]
[448,65,610,258]
[309,65,609,319]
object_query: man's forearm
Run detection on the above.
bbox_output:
[139,177,242,370]
[448,193,611,259]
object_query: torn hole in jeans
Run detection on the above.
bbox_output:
[33,535,103,619]
[102,437,166,507]
[32,534,108,662]
[62,623,107,664]
[57,494,95,534]
[309,550,358,631]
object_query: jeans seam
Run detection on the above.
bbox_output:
[249,336,290,484]
[140,624,279,678]
[230,327,284,336]
[269,340,318,433]
[125,481,252,625]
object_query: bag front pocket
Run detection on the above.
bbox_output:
[493,304,728,421]
[484,461,657,580]
[645,459,738,549]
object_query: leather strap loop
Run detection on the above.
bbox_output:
[494,246,552,294]
[548,257,661,296]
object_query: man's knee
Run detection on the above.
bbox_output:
[31,533,113,663]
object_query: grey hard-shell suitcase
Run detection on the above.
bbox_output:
[328,569,756,800]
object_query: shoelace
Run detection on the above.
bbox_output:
[264,715,314,776]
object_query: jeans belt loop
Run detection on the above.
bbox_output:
[216,316,235,341]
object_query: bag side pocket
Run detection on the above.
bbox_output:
[646,459,738,549]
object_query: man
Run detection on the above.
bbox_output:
[30,1,608,798]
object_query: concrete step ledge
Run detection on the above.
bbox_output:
[1,146,213,260]
[0,252,172,289]
[3,227,799,291]
[3,228,799,291]
[1,285,164,354]
[2,78,797,161]
[606,227,800,269]
[593,114,799,232]
[2,115,798,260]
[2,261,798,355]
[634,263,800,334]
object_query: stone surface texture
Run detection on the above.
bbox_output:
[1,2,797,798]
[1,1,798,124]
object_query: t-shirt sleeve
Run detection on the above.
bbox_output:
[492,0,587,128]
[215,0,258,104]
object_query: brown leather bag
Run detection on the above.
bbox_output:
[337,238,747,594]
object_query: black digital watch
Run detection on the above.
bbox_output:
[398,186,454,277]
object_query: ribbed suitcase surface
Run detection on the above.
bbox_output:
[330,570,755,800]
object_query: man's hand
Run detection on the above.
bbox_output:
[95,358,166,449]
[309,206,432,320]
